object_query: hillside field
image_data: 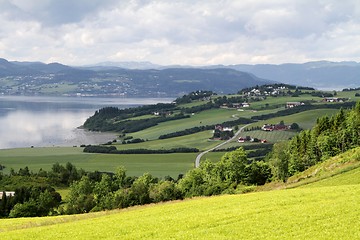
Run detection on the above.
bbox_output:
[1,164,360,239]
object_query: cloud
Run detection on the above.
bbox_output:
[0,0,360,65]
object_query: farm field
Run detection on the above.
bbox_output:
[1,179,359,239]
[116,130,219,151]
[252,108,339,129]
[128,107,280,140]
[0,147,198,178]
[248,94,323,109]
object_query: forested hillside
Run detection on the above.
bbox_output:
[269,102,360,181]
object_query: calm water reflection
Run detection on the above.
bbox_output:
[0,96,172,149]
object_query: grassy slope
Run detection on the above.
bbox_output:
[0,185,359,239]
[1,148,360,239]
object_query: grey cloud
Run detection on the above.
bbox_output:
[1,0,360,65]
[7,0,118,26]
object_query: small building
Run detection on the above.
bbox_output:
[323,97,346,103]
[222,127,233,132]
[286,102,304,108]
[262,124,274,131]
[242,102,250,108]
[0,191,15,199]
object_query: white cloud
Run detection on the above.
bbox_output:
[0,0,360,65]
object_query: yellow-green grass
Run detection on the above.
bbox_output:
[285,147,360,189]
[336,90,360,98]
[200,151,226,163]
[179,101,210,108]
[251,108,339,130]
[117,130,219,151]
[56,188,71,199]
[127,114,157,120]
[257,147,360,192]
[301,166,360,188]
[0,147,197,178]
[128,108,282,141]
[1,184,360,239]
[249,94,323,109]
[130,108,240,140]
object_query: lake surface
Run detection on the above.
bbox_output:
[0,96,173,149]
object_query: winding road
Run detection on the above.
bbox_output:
[195,124,251,168]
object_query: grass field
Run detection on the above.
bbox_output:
[128,107,281,140]
[248,94,323,109]
[117,130,219,151]
[252,108,339,129]
[1,180,359,239]
[0,147,198,178]
[129,108,240,140]
[1,150,360,239]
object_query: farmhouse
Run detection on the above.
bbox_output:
[262,124,290,131]
[286,102,304,108]
[242,102,250,108]
[322,97,346,103]
[214,125,233,132]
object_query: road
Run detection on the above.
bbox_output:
[194,124,251,168]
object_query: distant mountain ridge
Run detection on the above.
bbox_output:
[0,58,272,97]
[1,57,358,96]
[87,60,360,90]
[224,61,360,90]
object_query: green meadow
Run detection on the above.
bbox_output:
[0,147,198,178]
[1,166,360,239]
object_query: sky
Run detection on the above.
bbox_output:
[0,0,360,66]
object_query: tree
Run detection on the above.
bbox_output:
[150,181,182,203]
[114,166,127,188]
[220,147,248,183]
[66,176,95,214]
[269,142,290,182]
[128,173,157,205]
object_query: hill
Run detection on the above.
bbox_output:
[224,61,360,90]
[0,58,272,97]
[1,148,359,239]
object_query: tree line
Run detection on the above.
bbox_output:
[1,146,272,217]
[84,112,189,132]
[268,102,360,181]
[83,145,199,154]
[158,117,252,140]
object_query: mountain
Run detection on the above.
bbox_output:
[223,61,360,90]
[85,61,163,70]
[0,58,273,97]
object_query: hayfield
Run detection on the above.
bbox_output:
[1,149,360,239]
[1,182,359,239]
[251,108,339,129]
[116,130,218,151]
[0,147,198,178]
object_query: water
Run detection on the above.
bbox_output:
[0,96,173,149]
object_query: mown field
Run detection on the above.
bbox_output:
[0,147,198,178]
[1,166,359,239]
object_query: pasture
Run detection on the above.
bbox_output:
[0,147,198,178]
[1,181,359,239]
[117,130,219,151]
